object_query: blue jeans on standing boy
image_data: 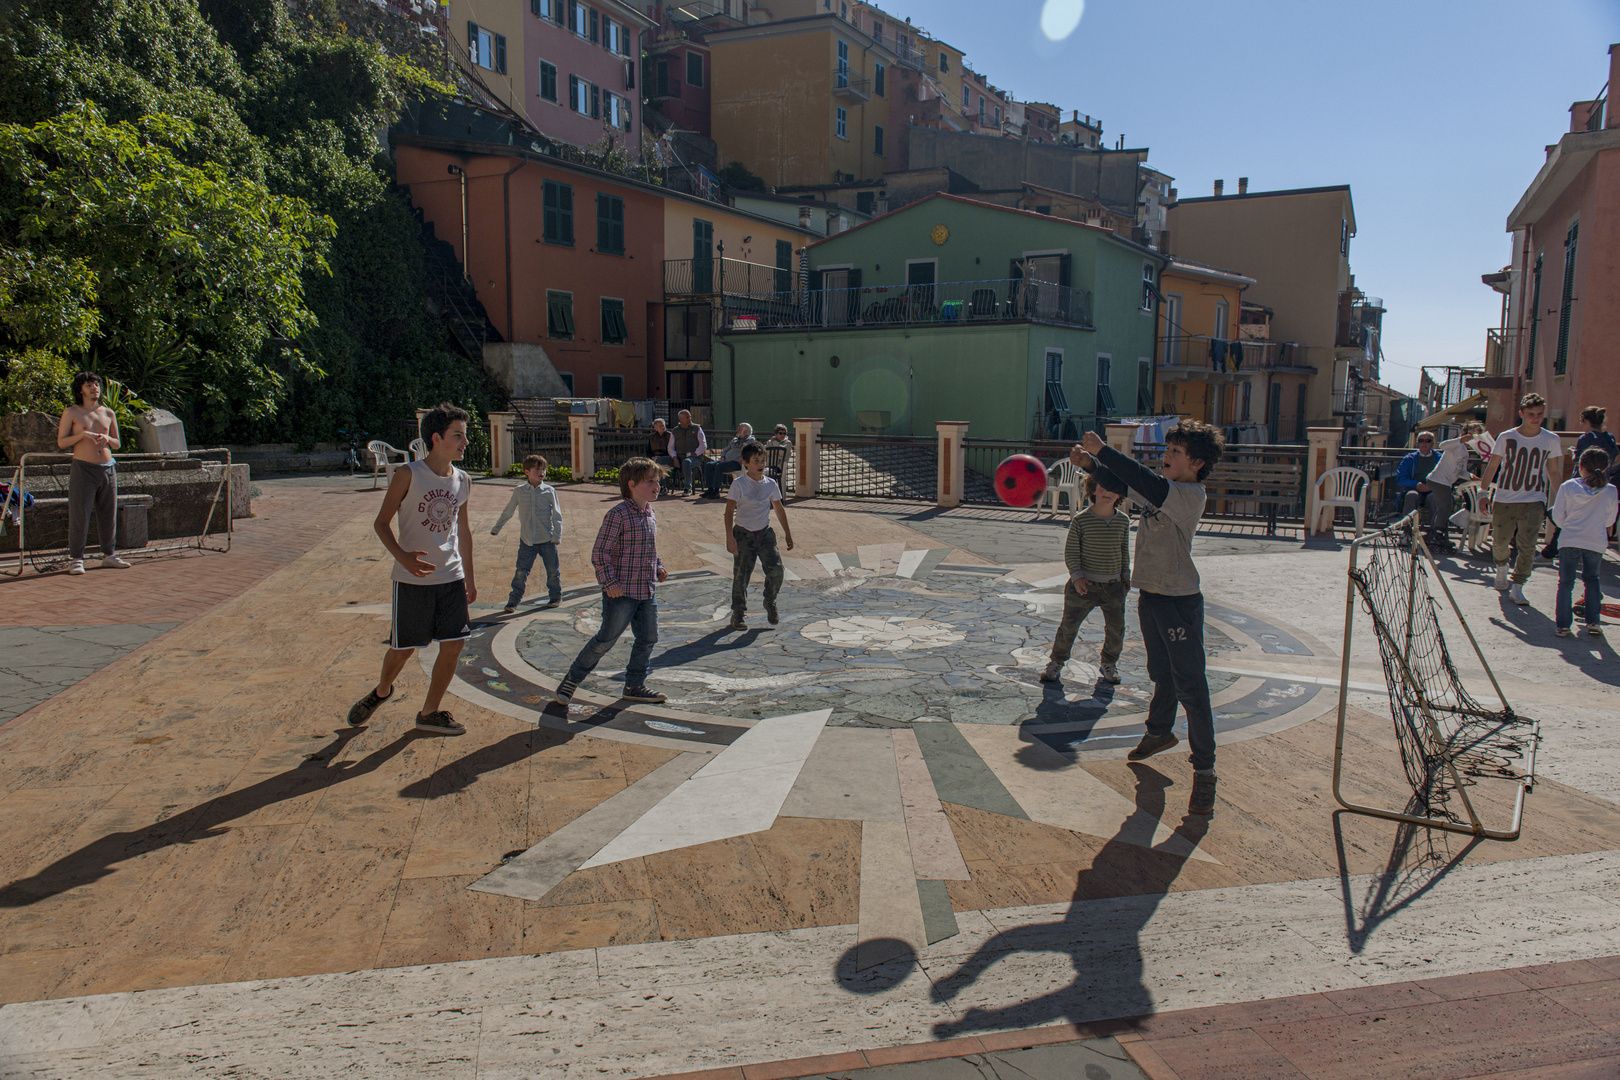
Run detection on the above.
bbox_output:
[1556,548,1603,629]
[506,540,561,609]
[564,593,659,688]
[1138,591,1216,771]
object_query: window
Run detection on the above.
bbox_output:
[1213,300,1228,339]
[1555,220,1578,375]
[993,105,1000,126]
[1095,355,1115,415]
[856,191,874,214]
[547,291,576,340]
[1044,350,1067,414]
[570,1,589,38]
[835,106,847,139]
[872,19,883,42]
[939,51,949,72]
[775,239,792,294]
[686,51,704,87]
[543,180,574,246]
[961,85,969,109]
[596,193,625,255]
[600,298,627,345]
[467,22,505,73]
[558,371,575,393]
[897,32,907,55]
[600,374,625,397]
[873,62,884,96]
[604,17,632,55]
[1142,264,1158,312]
[873,125,884,155]
[836,39,849,87]
[1340,219,1350,256]
[539,60,558,102]
[569,75,599,117]
[531,0,553,18]
[1241,380,1252,421]
[606,91,631,130]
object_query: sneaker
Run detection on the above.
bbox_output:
[766,602,779,625]
[1039,660,1063,683]
[1128,732,1178,761]
[623,685,667,703]
[347,687,392,726]
[1189,773,1218,816]
[1534,554,1556,566]
[415,710,466,735]
[67,559,85,575]
[544,598,561,608]
[554,678,578,706]
[1587,622,1605,637]
[729,612,748,632]
[1555,626,1575,637]
[1508,583,1528,606]
[1494,565,1509,590]
[1099,661,1121,685]
[100,554,131,569]
[502,605,516,614]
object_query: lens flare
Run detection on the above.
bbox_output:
[1039,0,1085,41]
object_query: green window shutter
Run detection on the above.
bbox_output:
[1555,222,1578,375]
[561,297,576,337]
[560,184,573,244]
[496,34,506,74]
[1526,253,1543,380]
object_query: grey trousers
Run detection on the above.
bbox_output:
[68,460,117,560]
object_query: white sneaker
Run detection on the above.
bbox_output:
[1587,622,1605,637]
[1508,583,1528,606]
[100,555,130,569]
[67,559,85,575]
[1494,565,1509,590]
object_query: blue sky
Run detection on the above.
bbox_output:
[910,0,1620,395]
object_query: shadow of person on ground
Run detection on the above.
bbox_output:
[1017,679,1122,762]
[926,762,1208,1037]
[0,727,415,907]
[398,723,581,800]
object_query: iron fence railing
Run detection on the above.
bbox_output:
[1131,441,1308,524]
[512,423,570,470]
[817,434,937,500]
[961,438,1077,505]
[720,278,1092,333]
[592,427,661,471]
[665,257,795,297]
[1157,335,1313,372]
[379,419,420,456]
[1334,446,1420,520]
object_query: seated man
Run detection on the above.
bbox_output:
[669,409,706,495]
[703,423,753,498]
[1397,433,1441,522]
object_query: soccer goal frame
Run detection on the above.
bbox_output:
[0,449,234,578]
[1331,511,1538,840]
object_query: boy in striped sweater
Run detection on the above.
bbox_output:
[1042,470,1131,686]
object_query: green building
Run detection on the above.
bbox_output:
[714,193,1167,440]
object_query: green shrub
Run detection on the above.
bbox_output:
[591,466,619,484]
[546,465,572,483]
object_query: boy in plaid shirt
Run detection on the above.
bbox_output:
[554,458,669,707]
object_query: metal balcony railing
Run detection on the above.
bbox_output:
[716,278,1093,332]
[1485,328,1517,377]
[833,67,871,98]
[1156,335,1314,373]
[665,257,795,297]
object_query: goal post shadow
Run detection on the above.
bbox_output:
[1331,511,1539,841]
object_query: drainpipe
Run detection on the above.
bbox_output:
[718,339,736,430]
[501,159,527,343]
[447,163,469,280]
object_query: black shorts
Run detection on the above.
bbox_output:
[391,579,471,649]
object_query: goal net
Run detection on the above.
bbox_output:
[1,449,234,577]
[1332,512,1538,839]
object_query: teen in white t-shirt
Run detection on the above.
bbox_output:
[1480,395,1562,603]
[723,442,795,632]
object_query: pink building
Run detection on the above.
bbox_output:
[1494,43,1620,432]
[523,0,654,149]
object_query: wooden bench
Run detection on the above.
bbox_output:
[1203,459,1302,534]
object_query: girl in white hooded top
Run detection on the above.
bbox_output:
[1551,447,1619,637]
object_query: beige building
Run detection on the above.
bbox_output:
[1167,183,1362,431]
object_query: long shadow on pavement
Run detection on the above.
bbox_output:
[915,763,1208,1036]
[0,727,417,907]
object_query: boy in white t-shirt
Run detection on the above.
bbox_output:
[1480,393,1563,606]
[724,441,794,632]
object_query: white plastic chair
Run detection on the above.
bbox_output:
[1040,458,1083,518]
[1315,466,1370,537]
[366,439,409,489]
[1450,480,1492,553]
[409,437,429,461]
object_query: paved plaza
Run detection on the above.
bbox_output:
[1,475,1618,1078]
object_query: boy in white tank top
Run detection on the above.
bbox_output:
[346,403,479,735]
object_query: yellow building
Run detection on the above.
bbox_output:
[708,14,890,187]
[449,0,527,118]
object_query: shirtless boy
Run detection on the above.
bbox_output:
[55,372,130,575]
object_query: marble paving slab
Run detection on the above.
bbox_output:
[891,729,970,881]
[580,710,831,868]
[779,727,904,822]
[855,820,926,969]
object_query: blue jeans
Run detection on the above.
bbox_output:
[1556,548,1603,629]
[507,540,561,608]
[703,459,740,495]
[679,456,704,492]
[565,592,659,687]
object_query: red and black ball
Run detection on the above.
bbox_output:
[994,454,1048,508]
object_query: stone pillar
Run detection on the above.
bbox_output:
[792,417,823,500]
[487,410,516,474]
[569,413,595,480]
[1305,426,1342,535]
[935,421,969,509]
[413,408,429,458]
[1105,423,1138,458]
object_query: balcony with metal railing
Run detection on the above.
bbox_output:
[665,257,795,298]
[1485,328,1518,377]
[716,278,1093,333]
[1156,335,1315,374]
[833,67,871,99]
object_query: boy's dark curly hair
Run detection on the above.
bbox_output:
[1165,420,1225,482]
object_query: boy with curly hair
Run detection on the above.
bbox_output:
[1074,420,1225,816]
